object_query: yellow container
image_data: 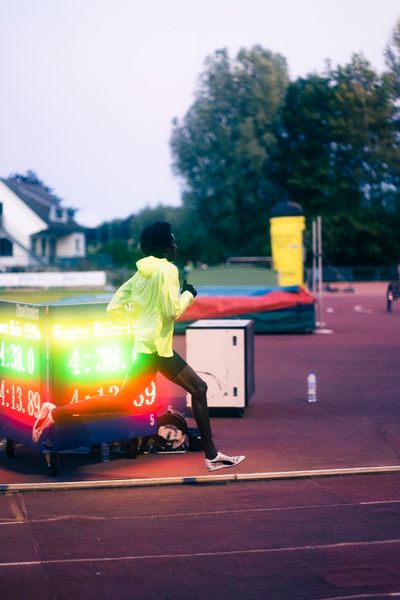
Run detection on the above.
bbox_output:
[270,215,305,286]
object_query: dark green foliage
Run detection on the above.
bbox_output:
[274,52,400,266]
[87,239,142,268]
[320,210,400,266]
[385,16,400,99]
[170,39,400,267]
[277,55,399,212]
[171,46,289,263]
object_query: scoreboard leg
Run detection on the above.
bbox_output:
[5,439,15,458]
[44,451,59,476]
[127,437,139,459]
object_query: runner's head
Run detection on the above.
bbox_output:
[140,221,177,260]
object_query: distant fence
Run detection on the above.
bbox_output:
[305,265,399,283]
[227,256,273,267]
[227,259,399,283]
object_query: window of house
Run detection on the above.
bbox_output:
[0,237,13,256]
[75,237,81,253]
[50,205,67,222]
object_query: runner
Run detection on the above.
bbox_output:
[32,221,245,471]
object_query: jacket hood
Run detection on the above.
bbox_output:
[136,256,166,278]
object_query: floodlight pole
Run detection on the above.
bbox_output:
[316,216,325,327]
[312,219,317,293]
[312,216,325,328]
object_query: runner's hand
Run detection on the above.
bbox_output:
[181,279,197,298]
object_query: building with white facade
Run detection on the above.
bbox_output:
[0,176,86,269]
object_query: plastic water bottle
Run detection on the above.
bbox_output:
[101,442,110,462]
[307,371,317,402]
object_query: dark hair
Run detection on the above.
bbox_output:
[140,221,173,256]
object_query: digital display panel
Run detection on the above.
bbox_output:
[0,301,158,450]
[0,302,45,445]
[47,304,157,417]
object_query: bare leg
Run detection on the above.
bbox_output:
[165,365,217,460]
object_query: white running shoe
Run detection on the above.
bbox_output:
[32,402,56,443]
[205,451,246,472]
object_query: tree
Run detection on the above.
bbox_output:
[277,56,398,212]
[88,204,194,269]
[384,17,400,212]
[171,46,289,262]
[385,17,400,98]
[273,74,334,214]
[88,239,141,268]
[329,55,399,213]
[275,54,400,265]
[124,204,198,265]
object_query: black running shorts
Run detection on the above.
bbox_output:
[130,351,188,381]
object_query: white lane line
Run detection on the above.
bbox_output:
[360,500,400,505]
[1,499,400,527]
[0,538,399,568]
[318,593,400,599]
[2,464,400,494]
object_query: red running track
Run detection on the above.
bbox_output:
[0,283,399,483]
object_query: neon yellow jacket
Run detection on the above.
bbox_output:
[107,256,194,357]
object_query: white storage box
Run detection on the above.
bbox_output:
[186,319,255,416]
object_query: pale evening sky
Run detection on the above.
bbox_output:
[0,0,399,226]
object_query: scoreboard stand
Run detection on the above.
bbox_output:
[44,449,59,476]
[5,438,14,458]
[0,300,159,475]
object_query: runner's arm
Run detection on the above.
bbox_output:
[160,265,194,320]
[107,278,134,323]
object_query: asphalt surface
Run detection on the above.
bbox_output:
[1,282,400,599]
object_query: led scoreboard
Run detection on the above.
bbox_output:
[0,301,158,453]
[0,302,45,443]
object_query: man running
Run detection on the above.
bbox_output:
[33,221,245,472]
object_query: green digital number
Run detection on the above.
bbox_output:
[67,345,126,375]
[68,348,81,375]
[0,341,36,374]
[10,344,23,372]
[27,348,35,375]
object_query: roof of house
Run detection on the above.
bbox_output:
[1,178,85,235]
[32,223,86,236]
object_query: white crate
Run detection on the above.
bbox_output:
[186,319,255,414]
